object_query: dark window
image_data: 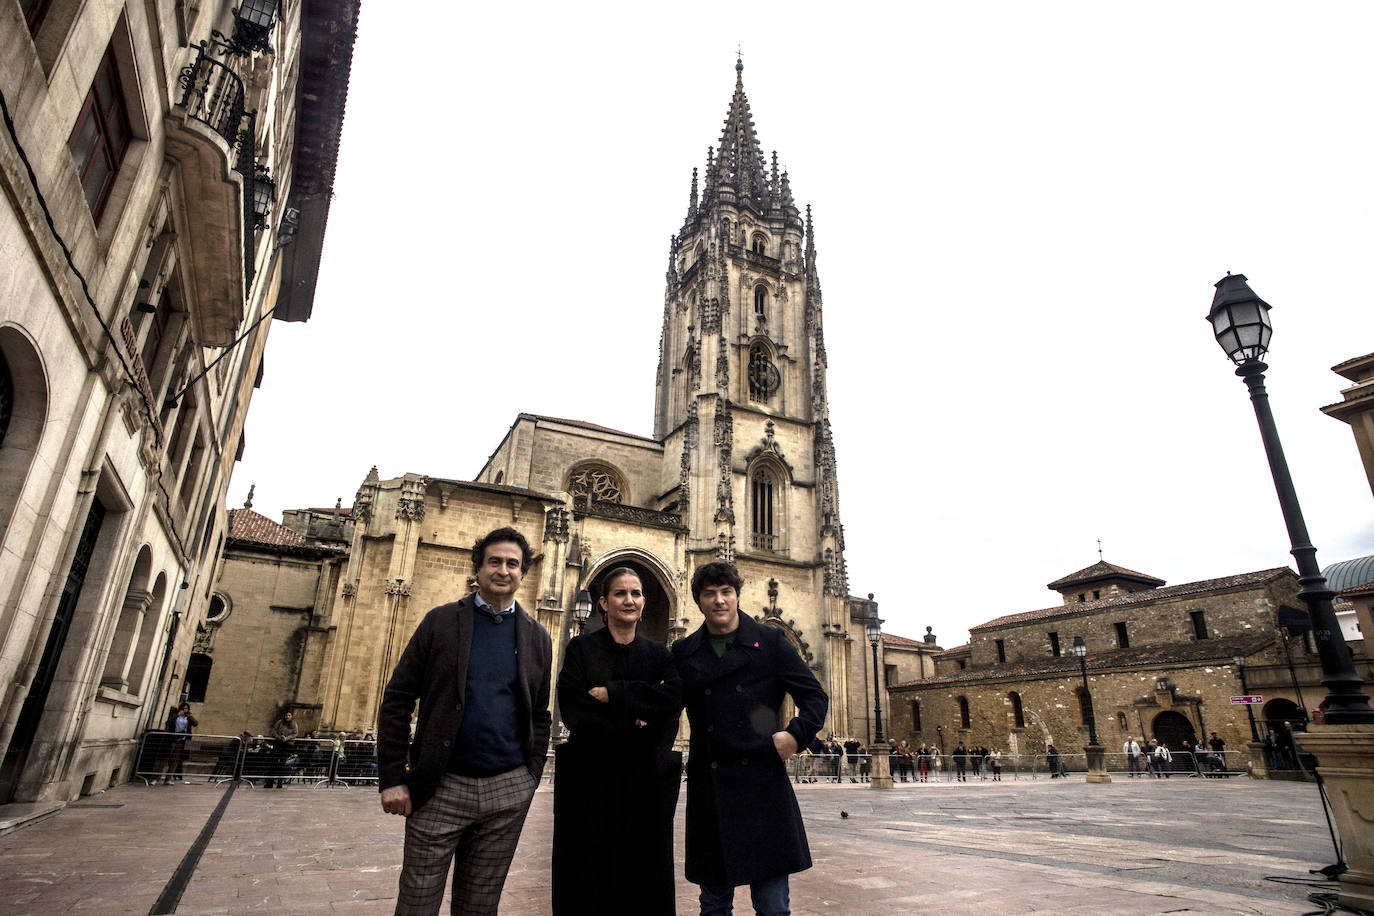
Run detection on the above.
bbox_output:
[751,235,765,255]
[1190,610,1208,640]
[911,701,921,732]
[185,652,212,703]
[1116,712,1128,731]
[958,696,971,728]
[747,344,778,402]
[0,348,12,449]
[1114,621,1129,648]
[1009,692,1025,728]
[1077,687,1092,725]
[1077,593,1086,603]
[751,468,775,550]
[754,285,766,316]
[1093,589,1101,600]
[995,639,1006,663]
[1049,631,1061,657]
[139,293,173,382]
[69,44,131,220]
[884,664,896,689]
[957,658,966,670]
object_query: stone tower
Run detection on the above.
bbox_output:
[654,59,854,719]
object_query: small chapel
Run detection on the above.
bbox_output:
[193,61,940,742]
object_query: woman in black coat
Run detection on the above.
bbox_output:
[553,568,684,915]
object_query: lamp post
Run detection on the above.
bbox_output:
[866,612,884,744]
[573,590,593,635]
[1206,274,1373,725]
[865,609,892,788]
[1073,636,1110,782]
[1231,647,1260,742]
[1072,636,1100,746]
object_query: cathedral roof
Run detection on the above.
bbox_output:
[1047,560,1165,591]
[881,631,931,650]
[519,413,657,443]
[974,567,1294,632]
[227,508,308,549]
[431,477,561,502]
[892,634,1275,689]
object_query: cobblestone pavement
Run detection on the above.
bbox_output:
[0,774,1341,914]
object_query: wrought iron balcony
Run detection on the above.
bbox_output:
[177,44,248,157]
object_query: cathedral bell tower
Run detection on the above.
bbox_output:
[655,58,849,651]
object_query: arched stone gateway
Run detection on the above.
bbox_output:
[583,551,677,645]
[1262,697,1305,731]
[1151,710,1197,751]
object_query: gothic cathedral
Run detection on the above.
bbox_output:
[196,61,886,745]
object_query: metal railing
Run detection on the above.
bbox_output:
[133,731,378,788]
[177,43,247,151]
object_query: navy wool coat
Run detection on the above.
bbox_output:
[672,611,829,887]
[377,595,552,811]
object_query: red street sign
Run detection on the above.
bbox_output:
[1230,695,1263,705]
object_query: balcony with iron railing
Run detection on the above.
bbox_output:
[163,43,257,346]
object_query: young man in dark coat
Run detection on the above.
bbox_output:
[377,527,553,916]
[672,561,829,915]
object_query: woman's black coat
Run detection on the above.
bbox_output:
[552,628,683,915]
[671,611,829,888]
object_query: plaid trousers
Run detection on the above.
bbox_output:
[396,766,539,915]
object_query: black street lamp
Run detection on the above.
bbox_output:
[1207,274,1374,724]
[1231,647,1261,742]
[573,589,593,635]
[865,610,884,743]
[1072,636,1100,746]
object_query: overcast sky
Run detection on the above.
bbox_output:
[232,1,1374,649]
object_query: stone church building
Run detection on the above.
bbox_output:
[195,61,927,744]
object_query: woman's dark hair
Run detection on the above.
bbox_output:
[471,526,533,575]
[690,561,743,602]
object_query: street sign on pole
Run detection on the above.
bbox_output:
[1230,695,1263,705]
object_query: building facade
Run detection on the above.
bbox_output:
[886,559,1374,762]
[1322,351,1374,501]
[0,0,357,801]
[197,61,916,745]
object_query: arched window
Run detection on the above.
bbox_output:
[751,466,776,551]
[567,463,624,505]
[958,696,971,728]
[751,234,766,255]
[754,285,767,318]
[206,593,229,623]
[748,344,779,403]
[1009,691,1025,728]
[1076,687,1093,726]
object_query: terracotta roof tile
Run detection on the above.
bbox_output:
[973,567,1293,631]
[1046,560,1165,590]
[881,632,929,649]
[892,635,1274,689]
[227,509,307,548]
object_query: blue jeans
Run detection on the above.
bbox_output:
[699,874,790,915]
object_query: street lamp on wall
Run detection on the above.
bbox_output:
[1072,635,1100,747]
[1231,646,1261,742]
[573,590,593,635]
[1207,274,1373,724]
[866,610,884,743]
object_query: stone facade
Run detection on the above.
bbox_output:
[889,561,1373,761]
[1322,352,1374,501]
[0,1,357,801]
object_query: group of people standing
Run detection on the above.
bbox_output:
[377,526,828,916]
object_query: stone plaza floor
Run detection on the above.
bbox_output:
[0,773,1346,914]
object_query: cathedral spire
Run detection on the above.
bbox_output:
[715,57,769,210]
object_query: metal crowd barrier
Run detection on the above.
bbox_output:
[133,731,379,788]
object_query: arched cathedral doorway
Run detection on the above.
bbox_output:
[1151,710,1196,751]
[583,557,673,645]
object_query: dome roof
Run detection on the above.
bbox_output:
[1322,555,1374,593]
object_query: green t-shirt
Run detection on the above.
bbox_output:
[709,632,736,657]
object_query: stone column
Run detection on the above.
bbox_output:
[1084,745,1111,783]
[868,742,893,789]
[1295,725,1374,912]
